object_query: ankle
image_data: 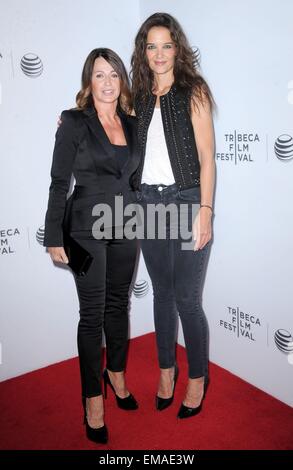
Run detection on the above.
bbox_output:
[188,377,204,389]
[183,377,205,407]
[106,369,128,397]
[108,369,125,383]
[86,396,104,419]
[158,366,176,398]
[160,366,175,379]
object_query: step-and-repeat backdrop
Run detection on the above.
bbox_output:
[1,0,292,407]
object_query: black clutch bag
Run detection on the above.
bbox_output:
[63,232,93,276]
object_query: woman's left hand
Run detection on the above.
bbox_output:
[193,207,212,251]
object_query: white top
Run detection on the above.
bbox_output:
[141,107,175,185]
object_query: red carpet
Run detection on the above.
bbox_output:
[0,333,292,450]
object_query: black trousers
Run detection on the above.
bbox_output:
[72,235,137,397]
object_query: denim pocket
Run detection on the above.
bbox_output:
[177,186,200,203]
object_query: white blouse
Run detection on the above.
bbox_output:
[141,107,175,185]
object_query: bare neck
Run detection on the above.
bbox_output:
[93,100,118,122]
[153,71,174,95]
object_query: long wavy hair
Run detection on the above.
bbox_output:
[130,13,214,110]
[76,48,132,113]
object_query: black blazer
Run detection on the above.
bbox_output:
[44,107,140,247]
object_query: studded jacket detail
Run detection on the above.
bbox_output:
[134,85,201,190]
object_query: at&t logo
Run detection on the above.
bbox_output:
[274,135,293,161]
[20,53,43,78]
[274,329,293,364]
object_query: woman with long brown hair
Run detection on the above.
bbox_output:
[131,13,215,419]
[44,48,140,444]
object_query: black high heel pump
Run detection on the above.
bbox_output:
[177,377,209,419]
[103,369,138,410]
[82,398,108,444]
[85,418,108,444]
[156,364,179,411]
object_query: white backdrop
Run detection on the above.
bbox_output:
[1,0,292,407]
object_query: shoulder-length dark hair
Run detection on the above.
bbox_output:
[76,48,132,113]
[130,12,214,110]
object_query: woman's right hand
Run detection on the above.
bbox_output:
[57,115,62,128]
[48,247,69,264]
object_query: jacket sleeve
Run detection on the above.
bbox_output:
[43,110,80,247]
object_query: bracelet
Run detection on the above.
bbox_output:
[200,204,213,214]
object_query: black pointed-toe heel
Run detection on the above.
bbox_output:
[177,402,202,419]
[177,377,208,419]
[156,364,179,411]
[103,369,138,410]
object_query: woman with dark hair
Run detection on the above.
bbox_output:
[44,48,140,444]
[131,13,215,419]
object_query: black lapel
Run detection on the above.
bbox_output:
[118,112,137,174]
[83,106,116,159]
[119,110,133,147]
[82,107,138,175]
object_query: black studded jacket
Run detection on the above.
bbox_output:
[133,85,201,190]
